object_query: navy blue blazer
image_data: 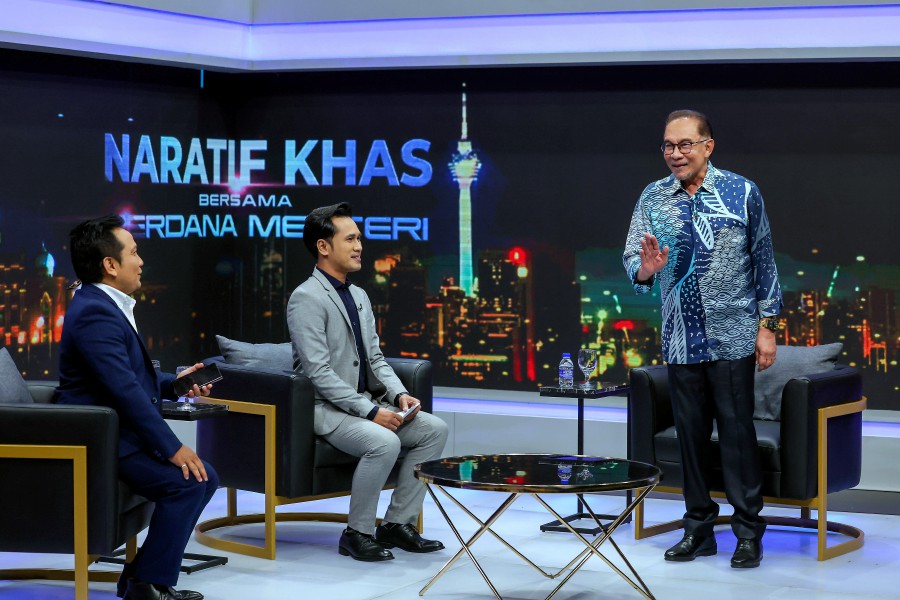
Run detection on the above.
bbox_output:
[55,284,182,459]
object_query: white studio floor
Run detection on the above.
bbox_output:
[2,487,899,600]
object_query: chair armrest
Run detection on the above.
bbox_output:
[386,358,433,413]
[196,362,317,498]
[779,365,864,499]
[0,403,119,462]
[790,364,864,411]
[781,365,864,433]
[628,365,673,465]
[0,403,121,553]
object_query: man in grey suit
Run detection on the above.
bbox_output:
[287,202,449,562]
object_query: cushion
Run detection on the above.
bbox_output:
[215,335,293,370]
[0,347,34,404]
[753,343,842,421]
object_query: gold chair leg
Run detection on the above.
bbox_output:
[195,398,278,559]
[124,536,138,562]
[632,486,681,540]
[0,444,92,599]
[812,397,867,560]
[193,397,431,559]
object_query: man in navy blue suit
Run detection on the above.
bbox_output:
[56,215,218,600]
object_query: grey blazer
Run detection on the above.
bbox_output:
[287,268,407,435]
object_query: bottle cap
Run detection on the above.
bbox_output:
[562,353,571,358]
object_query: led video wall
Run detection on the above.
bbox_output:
[1,50,898,408]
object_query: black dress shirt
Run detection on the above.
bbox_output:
[317,268,378,420]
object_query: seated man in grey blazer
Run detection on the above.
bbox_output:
[287,202,449,562]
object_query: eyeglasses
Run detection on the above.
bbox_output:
[660,139,710,155]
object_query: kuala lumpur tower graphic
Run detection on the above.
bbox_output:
[449,83,482,297]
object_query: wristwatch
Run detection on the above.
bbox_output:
[759,317,782,332]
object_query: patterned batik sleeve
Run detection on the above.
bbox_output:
[623,195,655,294]
[747,182,783,317]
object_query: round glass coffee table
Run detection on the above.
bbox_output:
[415,454,660,600]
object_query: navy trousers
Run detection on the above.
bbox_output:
[668,354,766,541]
[118,452,219,587]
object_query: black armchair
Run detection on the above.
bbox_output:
[0,383,153,599]
[629,363,865,560]
[194,357,433,559]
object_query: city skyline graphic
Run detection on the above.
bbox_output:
[1,63,899,410]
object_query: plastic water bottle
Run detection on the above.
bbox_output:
[558,353,574,388]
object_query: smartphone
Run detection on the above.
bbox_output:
[173,363,223,397]
[397,403,421,420]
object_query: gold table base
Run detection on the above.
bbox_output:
[420,484,656,600]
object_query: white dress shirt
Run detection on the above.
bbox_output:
[93,282,138,332]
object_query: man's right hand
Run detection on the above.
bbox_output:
[169,444,208,482]
[637,233,669,282]
[373,407,404,431]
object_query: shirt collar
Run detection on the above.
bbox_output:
[92,282,138,331]
[317,267,351,291]
[662,160,719,196]
[93,282,136,311]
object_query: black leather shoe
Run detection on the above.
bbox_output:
[664,534,717,562]
[166,588,204,600]
[122,580,203,600]
[731,538,763,568]
[375,522,445,553]
[339,528,394,562]
[119,566,202,600]
[122,580,174,600]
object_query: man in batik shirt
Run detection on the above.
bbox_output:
[623,109,783,569]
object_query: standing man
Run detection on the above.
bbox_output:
[56,215,219,600]
[287,202,448,562]
[623,110,782,569]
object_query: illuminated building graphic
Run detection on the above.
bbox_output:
[259,242,285,339]
[474,248,536,382]
[0,238,68,377]
[449,83,481,297]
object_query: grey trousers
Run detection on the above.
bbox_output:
[322,410,449,534]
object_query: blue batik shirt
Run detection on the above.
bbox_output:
[623,162,783,364]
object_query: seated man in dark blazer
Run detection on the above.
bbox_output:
[56,215,219,600]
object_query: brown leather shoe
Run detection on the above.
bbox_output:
[664,534,717,562]
[375,522,445,553]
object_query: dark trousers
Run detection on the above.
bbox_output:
[668,354,766,540]
[118,452,219,587]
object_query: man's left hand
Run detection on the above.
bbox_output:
[755,329,777,372]
[398,394,421,422]
[176,362,214,398]
[169,444,209,482]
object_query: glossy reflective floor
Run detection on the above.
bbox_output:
[2,487,899,599]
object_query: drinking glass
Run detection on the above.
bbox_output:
[175,365,196,411]
[577,348,598,389]
[557,463,573,484]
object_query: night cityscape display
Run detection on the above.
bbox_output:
[1,52,898,409]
